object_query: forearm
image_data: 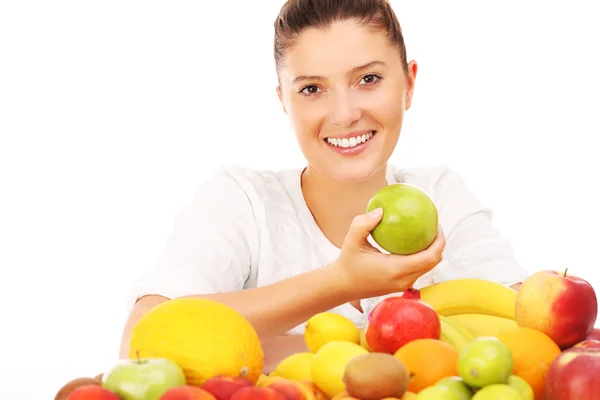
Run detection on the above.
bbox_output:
[184,262,352,337]
[120,262,352,359]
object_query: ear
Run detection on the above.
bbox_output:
[276,86,287,115]
[404,60,418,110]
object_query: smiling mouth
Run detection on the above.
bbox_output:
[324,131,376,148]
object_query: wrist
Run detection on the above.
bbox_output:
[320,261,357,304]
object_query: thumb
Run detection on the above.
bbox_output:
[346,207,383,245]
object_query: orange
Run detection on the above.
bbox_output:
[393,339,459,393]
[496,327,561,400]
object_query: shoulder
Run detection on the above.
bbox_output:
[389,163,491,223]
[389,164,470,198]
[194,163,302,208]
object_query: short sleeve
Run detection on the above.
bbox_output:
[428,167,530,286]
[127,166,259,307]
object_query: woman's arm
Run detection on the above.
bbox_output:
[119,262,351,359]
[119,293,307,371]
[119,210,446,361]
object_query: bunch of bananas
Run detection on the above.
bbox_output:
[419,278,520,352]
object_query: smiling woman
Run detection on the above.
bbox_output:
[119,0,529,371]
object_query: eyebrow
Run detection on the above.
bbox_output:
[292,60,388,85]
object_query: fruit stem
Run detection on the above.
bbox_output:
[402,288,421,300]
[136,349,141,365]
[564,268,568,277]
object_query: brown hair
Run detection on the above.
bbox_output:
[273,0,408,75]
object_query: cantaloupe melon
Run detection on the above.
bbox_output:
[128,297,264,386]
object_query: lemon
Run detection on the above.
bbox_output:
[310,341,368,398]
[256,374,269,386]
[359,328,371,351]
[269,352,315,382]
[304,312,360,353]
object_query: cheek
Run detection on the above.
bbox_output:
[368,85,406,127]
[288,99,325,140]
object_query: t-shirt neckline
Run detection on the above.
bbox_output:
[290,164,398,262]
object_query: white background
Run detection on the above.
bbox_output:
[1,1,599,398]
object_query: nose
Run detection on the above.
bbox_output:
[328,89,362,128]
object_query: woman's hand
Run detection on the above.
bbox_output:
[333,207,446,300]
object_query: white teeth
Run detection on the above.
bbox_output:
[326,131,375,148]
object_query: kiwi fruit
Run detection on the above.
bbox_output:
[54,377,101,400]
[343,352,410,400]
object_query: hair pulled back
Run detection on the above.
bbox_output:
[273,0,408,74]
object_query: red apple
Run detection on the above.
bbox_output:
[201,376,253,400]
[586,327,600,341]
[572,339,600,350]
[66,385,120,400]
[261,379,315,400]
[231,387,286,400]
[365,288,440,354]
[515,269,598,349]
[546,347,600,399]
[55,377,102,400]
[160,385,217,400]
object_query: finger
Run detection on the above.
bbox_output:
[426,226,446,253]
[345,207,383,246]
[402,270,424,288]
[391,228,446,274]
[388,269,428,292]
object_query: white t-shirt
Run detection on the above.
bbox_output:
[128,163,529,333]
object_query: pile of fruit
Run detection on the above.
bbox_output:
[55,270,599,400]
[54,184,600,399]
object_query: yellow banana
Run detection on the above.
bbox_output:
[440,315,476,342]
[438,315,474,352]
[446,313,518,338]
[419,278,517,320]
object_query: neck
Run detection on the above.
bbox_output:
[301,165,390,248]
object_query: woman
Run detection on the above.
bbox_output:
[119,0,528,369]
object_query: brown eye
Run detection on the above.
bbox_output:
[300,85,321,95]
[360,74,381,85]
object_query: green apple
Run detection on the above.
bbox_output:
[435,376,473,399]
[102,354,186,400]
[366,183,438,255]
[472,384,521,399]
[506,375,534,400]
[416,385,465,399]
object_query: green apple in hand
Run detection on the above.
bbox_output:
[102,351,186,400]
[366,183,439,255]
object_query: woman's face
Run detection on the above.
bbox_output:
[277,19,417,183]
